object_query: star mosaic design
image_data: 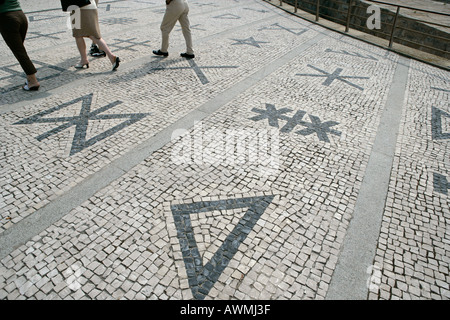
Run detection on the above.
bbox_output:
[13,93,150,155]
[249,103,292,128]
[431,106,450,140]
[258,23,308,36]
[250,103,341,142]
[296,64,370,91]
[433,172,449,195]
[151,59,238,85]
[230,36,269,48]
[171,195,274,300]
[325,48,378,61]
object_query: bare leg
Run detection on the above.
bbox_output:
[26,73,39,87]
[75,37,89,65]
[89,36,116,64]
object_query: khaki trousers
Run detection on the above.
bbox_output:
[160,0,193,54]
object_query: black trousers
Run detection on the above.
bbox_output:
[0,10,37,75]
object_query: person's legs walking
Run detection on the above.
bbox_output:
[178,3,194,56]
[0,11,39,88]
[75,36,89,67]
[158,1,182,54]
[89,36,116,64]
[89,36,120,70]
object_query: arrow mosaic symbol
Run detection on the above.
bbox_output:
[171,195,274,300]
[13,93,150,155]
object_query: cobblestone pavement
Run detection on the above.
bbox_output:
[0,0,448,301]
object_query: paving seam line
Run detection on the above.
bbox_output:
[325,55,411,300]
[0,32,327,261]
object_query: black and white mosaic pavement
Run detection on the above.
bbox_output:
[0,0,448,302]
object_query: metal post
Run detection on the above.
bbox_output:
[316,0,320,22]
[295,0,298,13]
[389,6,400,48]
[345,0,353,32]
[280,0,283,6]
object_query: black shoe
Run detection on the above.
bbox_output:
[22,80,40,91]
[180,52,195,59]
[92,51,106,57]
[153,49,168,57]
[90,44,106,57]
[112,56,120,71]
[89,44,99,55]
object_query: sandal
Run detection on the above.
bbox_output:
[75,63,89,69]
[112,56,120,71]
[22,80,40,91]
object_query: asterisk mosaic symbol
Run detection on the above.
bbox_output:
[295,115,341,143]
[249,103,292,128]
[296,64,369,91]
[14,93,150,155]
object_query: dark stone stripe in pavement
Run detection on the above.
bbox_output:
[326,56,411,300]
